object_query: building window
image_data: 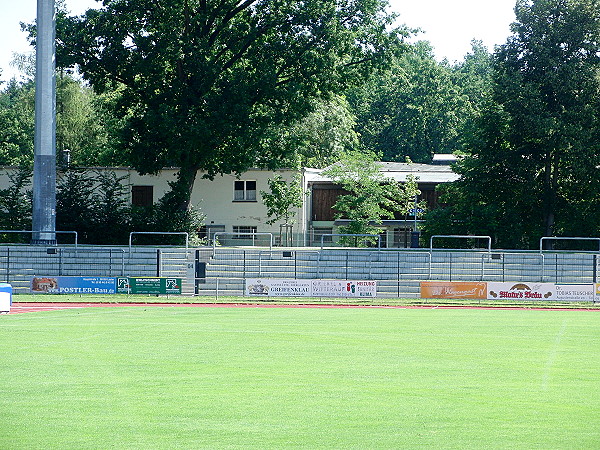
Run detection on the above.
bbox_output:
[132,185,153,207]
[234,180,256,201]
[232,225,257,239]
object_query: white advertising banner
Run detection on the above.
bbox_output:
[311,280,377,298]
[487,282,595,302]
[554,284,595,302]
[245,279,377,298]
[246,279,312,297]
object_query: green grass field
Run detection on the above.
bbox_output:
[1,306,600,448]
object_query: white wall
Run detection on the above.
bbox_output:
[0,166,306,242]
[120,167,306,241]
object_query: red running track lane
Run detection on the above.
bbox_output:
[5,302,600,314]
[8,302,414,314]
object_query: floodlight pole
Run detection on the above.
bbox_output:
[31,0,57,245]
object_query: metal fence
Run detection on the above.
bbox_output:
[200,248,599,282]
[194,247,600,298]
[0,246,179,292]
[2,244,598,296]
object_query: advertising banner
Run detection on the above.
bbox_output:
[487,282,555,300]
[554,284,595,302]
[311,280,377,298]
[30,276,117,294]
[487,282,594,302]
[420,281,487,299]
[245,279,377,298]
[246,279,312,297]
[596,284,600,303]
[118,277,182,295]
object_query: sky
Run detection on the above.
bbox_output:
[0,0,517,83]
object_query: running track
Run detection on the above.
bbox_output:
[5,302,600,314]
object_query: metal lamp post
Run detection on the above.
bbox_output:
[31,0,57,245]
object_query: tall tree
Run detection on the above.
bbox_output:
[0,59,122,167]
[498,0,600,238]
[264,95,360,169]
[350,41,474,163]
[260,173,307,245]
[55,73,123,166]
[52,0,408,212]
[323,150,420,246]
[0,79,35,166]
[426,0,600,248]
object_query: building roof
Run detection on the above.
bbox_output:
[432,153,459,165]
[305,162,460,184]
[376,162,459,183]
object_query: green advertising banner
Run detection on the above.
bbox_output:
[117,277,182,295]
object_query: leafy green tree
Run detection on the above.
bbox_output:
[53,0,407,212]
[323,151,420,246]
[350,41,474,163]
[90,170,131,244]
[450,40,495,150]
[56,169,97,243]
[55,73,123,167]
[0,79,35,166]
[425,0,600,248]
[265,95,360,169]
[0,57,122,167]
[261,173,307,245]
[0,165,33,241]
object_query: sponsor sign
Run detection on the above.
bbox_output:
[420,282,487,299]
[487,282,555,300]
[554,284,595,302]
[118,277,182,295]
[311,280,377,298]
[596,284,600,303]
[30,276,117,294]
[246,279,312,297]
[487,282,595,302]
[245,279,377,298]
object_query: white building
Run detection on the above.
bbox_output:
[0,159,459,247]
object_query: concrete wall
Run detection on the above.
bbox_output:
[0,166,306,243]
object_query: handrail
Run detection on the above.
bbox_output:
[0,229,78,248]
[129,232,189,257]
[320,234,381,251]
[212,232,273,254]
[539,236,600,252]
[430,235,492,253]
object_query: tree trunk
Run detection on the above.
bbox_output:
[166,164,199,212]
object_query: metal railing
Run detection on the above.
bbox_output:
[0,230,78,247]
[212,232,273,253]
[320,234,382,250]
[540,237,600,252]
[1,244,598,295]
[204,247,599,285]
[430,235,492,253]
[129,232,189,256]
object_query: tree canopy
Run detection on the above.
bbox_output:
[53,0,408,210]
[424,0,600,248]
[349,41,490,163]
[323,150,420,246]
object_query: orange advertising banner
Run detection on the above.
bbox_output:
[420,281,487,299]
